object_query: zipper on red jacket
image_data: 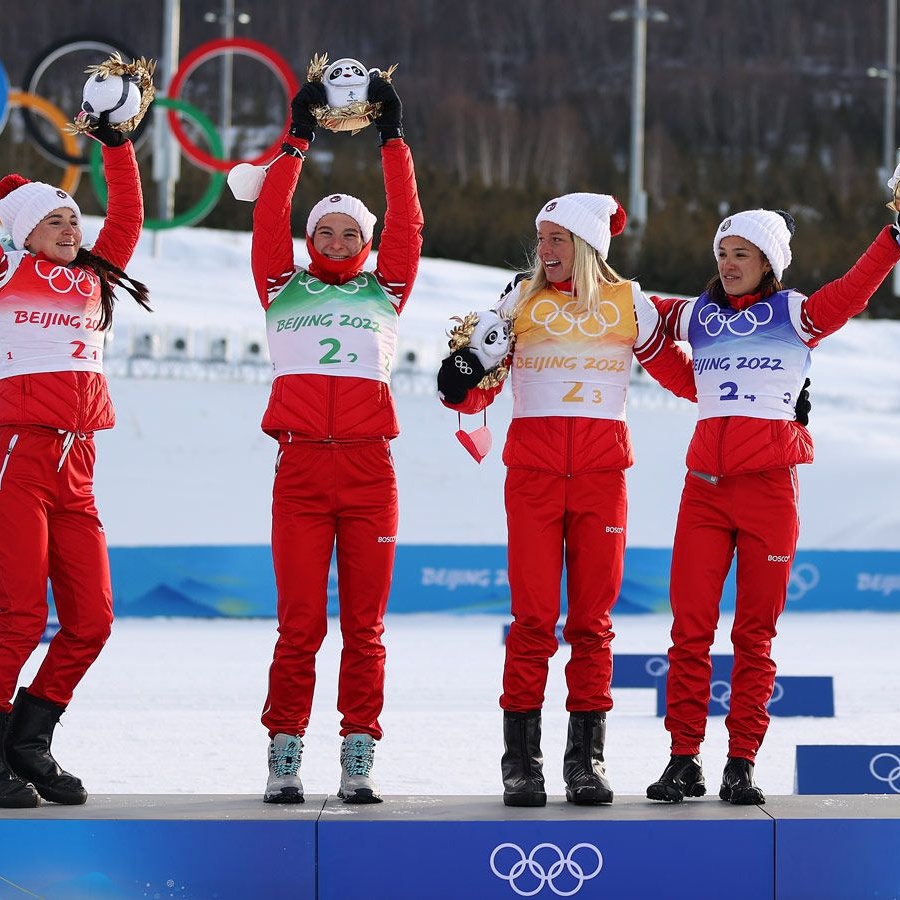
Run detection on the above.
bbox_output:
[715,417,729,477]
[75,370,86,433]
[566,418,575,477]
[326,377,337,440]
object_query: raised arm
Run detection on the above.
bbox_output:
[91,137,144,272]
[250,80,328,308]
[799,226,900,345]
[251,139,305,309]
[368,75,423,312]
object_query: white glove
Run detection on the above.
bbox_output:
[888,162,900,193]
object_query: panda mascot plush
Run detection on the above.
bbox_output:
[438,310,514,462]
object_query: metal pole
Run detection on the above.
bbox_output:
[221,0,235,157]
[153,0,181,257]
[628,0,648,233]
[884,0,897,184]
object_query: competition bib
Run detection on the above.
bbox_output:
[266,271,398,383]
[0,255,105,378]
[510,281,637,419]
[688,290,811,420]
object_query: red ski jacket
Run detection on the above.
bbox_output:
[0,142,143,433]
[653,225,900,476]
[445,284,697,476]
[252,135,423,440]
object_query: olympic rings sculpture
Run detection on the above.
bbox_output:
[0,35,299,231]
[490,842,603,897]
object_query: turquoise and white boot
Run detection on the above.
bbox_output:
[264,733,304,804]
[338,733,382,804]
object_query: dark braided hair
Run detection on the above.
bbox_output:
[71,248,151,330]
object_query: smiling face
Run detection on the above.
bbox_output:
[716,235,771,297]
[312,213,364,259]
[536,221,576,283]
[24,207,82,264]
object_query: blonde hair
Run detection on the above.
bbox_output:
[511,231,626,320]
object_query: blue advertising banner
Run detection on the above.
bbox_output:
[98,545,900,618]
[795,745,900,794]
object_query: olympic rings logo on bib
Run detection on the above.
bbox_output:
[697,301,774,337]
[34,259,96,297]
[529,297,621,338]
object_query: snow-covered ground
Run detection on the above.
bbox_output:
[17,222,900,797]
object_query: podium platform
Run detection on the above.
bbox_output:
[0,793,897,899]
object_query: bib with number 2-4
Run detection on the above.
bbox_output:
[688,290,811,420]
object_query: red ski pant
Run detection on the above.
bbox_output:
[0,426,113,711]
[501,466,627,713]
[261,439,398,740]
[665,467,800,762]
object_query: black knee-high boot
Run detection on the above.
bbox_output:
[0,710,40,808]
[5,688,87,805]
[501,710,546,807]
[563,711,614,805]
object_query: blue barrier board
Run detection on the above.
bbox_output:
[88,545,900,617]
[0,819,315,898]
[795,744,900,794]
[614,652,734,689]
[656,674,833,718]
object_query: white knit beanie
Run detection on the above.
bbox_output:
[0,175,81,251]
[713,209,794,280]
[535,193,626,260]
[306,193,376,244]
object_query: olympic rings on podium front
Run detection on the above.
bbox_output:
[89,97,225,231]
[166,37,298,173]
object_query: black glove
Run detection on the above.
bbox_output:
[795,377,811,426]
[91,110,126,147]
[368,73,403,145]
[289,81,327,141]
[437,348,485,404]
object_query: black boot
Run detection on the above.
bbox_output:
[0,711,40,808]
[719,757,765,805]
[501,710,546,807]
[563,712,613,805]
[647,754,706,802]
[5,688,87,805]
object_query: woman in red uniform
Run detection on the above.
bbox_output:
[253,75,423,804]
[646,208,900,804]
[0,115,149,807]
[439,193,695,806]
